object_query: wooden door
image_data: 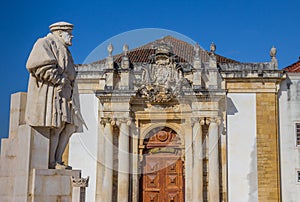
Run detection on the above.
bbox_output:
[140,129,184,202]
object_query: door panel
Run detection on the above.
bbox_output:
[142,154,184,202]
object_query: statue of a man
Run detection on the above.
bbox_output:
[25,22,84,169]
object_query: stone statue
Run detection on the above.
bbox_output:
[25,22,85,169]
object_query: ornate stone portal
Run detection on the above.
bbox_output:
[72,35,284,202]
[75,37,227,202]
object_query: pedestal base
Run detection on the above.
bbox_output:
[30,169,81,202]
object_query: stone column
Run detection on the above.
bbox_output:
[207,117,220,202]
[117,118,131,202]
[184,119,193,201]
[102,118,114,202]
[131,123,139,202]
[96,118,106,201]
[192,117,204,202]
[71,176,89,202]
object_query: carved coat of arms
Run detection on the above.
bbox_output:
[136,44,191,102]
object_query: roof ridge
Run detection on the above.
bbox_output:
[284,60,300,73]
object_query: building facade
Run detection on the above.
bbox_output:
[68,36,285,201]
[279,60,300,201]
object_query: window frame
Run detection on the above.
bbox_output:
[296,170,300,184]
[296,123,300,147]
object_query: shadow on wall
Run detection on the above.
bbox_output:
[226,97,238,115]
[247,137,258,202]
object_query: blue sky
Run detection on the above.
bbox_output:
[0,0,299,139]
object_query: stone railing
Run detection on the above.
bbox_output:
[219,62,276,71]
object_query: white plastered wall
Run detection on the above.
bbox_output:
[69,94,99,202]
[279,76,300,201]
[227,93,258,201]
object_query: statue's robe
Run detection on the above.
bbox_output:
[25,33,83,131]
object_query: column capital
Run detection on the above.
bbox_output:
[191,117,205,126]
[200,117,205,125]
[71,176,89,188]
[205,117,221,125]
[191,117,199,126]
[116,117,132,126]
[100,117,115,126]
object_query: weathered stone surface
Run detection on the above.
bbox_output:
[256,93,281,201]
[25,21,85,169]
[31,169,80,201]
[0,92,85,202]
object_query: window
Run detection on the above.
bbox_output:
[298,171,300,183]
[297,123,300,146]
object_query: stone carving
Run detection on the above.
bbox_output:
[219,61,279,71]
[270,46,278,69]
[144,104,180,112]
[116,117,132,126]
[136,44,191,102]
[25,22,85,169]
[210,42,216,55]
[121,44,130,69]
[206,117,221,125]
[100,117,115,126]
[71,176,90,187]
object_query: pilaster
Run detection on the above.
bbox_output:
[71,176,89,202]
[256,93,281,201]
[116,118,131,202]
[207,117,221,202]
[101,117,114,202]
[192,117,205,202]
[184,118,193,201]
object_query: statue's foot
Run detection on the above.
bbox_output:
[48,162,56,169]
[55,162,72,170]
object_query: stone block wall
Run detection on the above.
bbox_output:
[256,93,281,201]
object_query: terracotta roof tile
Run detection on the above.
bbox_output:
[284,60,300,73]
[90,36,240,65]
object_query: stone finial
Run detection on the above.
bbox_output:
[123,44,129,56]
[193,43,202,70]
[121,44,130,69]
[107,43,113,56]
[270,46,277,58]
[106,43,114,69]
[194,43,200,58]
[210,42,216,55]
[209,42,217,68]
[270,46,278,69]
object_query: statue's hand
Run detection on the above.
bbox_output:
[57,75,72,101]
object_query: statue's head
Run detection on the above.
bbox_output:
[49,21,74,46]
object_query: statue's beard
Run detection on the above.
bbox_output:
[65,41,72,46]
[61,36,72,46]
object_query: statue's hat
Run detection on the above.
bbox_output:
[49,21,74,32]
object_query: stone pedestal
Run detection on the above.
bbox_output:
[0,92,87,202]
[31,169,81,202]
